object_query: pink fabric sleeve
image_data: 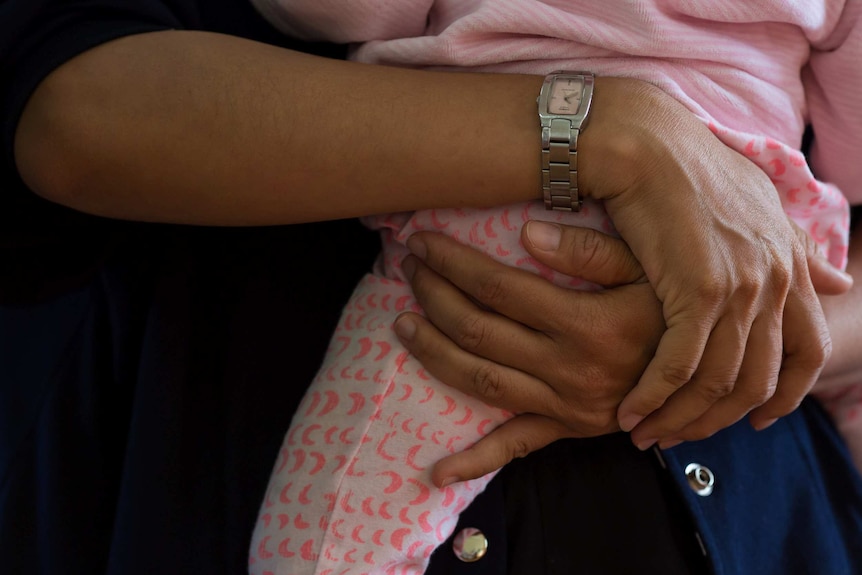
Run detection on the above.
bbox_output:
[804,0,862,205]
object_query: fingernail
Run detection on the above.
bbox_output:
[618,413,644,432]
[407,235,427,259]
[439,476,459,488]
[525,221,561,251]
[635,438,657,451]
[753,417,778,431]
[402,256,416,280]
[393,316,417,341]
[659,438,683,450]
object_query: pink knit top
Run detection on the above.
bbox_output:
[253,0,862,268]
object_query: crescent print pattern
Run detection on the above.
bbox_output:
[249,202,611,575]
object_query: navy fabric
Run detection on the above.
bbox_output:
[664,400,862,575]
[0,224,381,574]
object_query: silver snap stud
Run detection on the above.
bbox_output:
[685,463,715,496]
[453,527,488,562]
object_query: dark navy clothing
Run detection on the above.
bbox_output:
[665,403,862,575]
[1,1,861,574]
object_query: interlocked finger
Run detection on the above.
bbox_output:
[405,254,552,375]
[393,311,557,416]
[407,232,567,331]
[522,221,645,286]
[656,313,782,446]
[629,313,751,447]
[749,281,830,428]
[616,306,714,432]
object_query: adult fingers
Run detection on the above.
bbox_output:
[407,231,571,332]
[628,313,752,448]
[615,307,713,432]
[431,414,571,487]
[654,313,782,448]
[748,282,831,429]
[404,254,550,373]
[393,310,557,417]
[521,221,646,286]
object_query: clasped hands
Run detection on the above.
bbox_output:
[395,219,848,486]
[393,79,852,486]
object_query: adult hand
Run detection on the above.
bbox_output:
[578,78,842,446]
[395,218,850,484]
[394,223,662,484]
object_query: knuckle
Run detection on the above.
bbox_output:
[741,382,776,407]
[507,438,532,461]
[693,278,727,309]
[813,331,832,366]
[587,412,619,435]
[470,363,504,401]
[557,402,617,436]
[697,378,735,403]
[761,245,794,290]
[775,263,793,290]
[573,227,605,269]
[475,270,508,306]
[796,329,833,371]
[734,278,760,302]
[764,272,792,303]
[659,361,697,390]
[421,242,451,275]
[453,313,488,351]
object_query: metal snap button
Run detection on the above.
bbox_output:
[685,463,715,496]
[453,527,488,562]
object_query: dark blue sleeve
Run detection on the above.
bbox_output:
[0,0,189,300]
[0,0,191,177]
[0,6,373,574]
[0,0,339,293]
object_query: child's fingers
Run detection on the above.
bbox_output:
[430,414,569,487]
[394,311,557,417]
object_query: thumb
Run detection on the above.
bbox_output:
[789,220,853,295]
[522,220,645,286]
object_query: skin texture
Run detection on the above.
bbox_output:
[816,228,862,393]
[13,29,847,461]
[391,222,859,486]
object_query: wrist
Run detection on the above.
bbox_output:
[577,77,681,202]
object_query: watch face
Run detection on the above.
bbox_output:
[548,76,584,115]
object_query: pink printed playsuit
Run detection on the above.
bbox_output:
[247,1,862,574]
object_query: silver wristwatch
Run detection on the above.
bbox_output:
[538,71,595,211]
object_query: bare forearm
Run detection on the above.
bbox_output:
[817,229,862,389]
[15,30,547,225]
